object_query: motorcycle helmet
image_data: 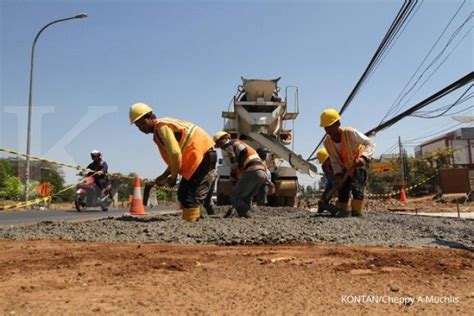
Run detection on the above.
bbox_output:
[91,149,102,159]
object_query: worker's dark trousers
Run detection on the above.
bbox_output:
[178,149,217,209]
[338,167,367,203]
[231,170,266,216]
[256,184,269,206]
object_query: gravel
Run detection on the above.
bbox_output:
[0,206,472,248]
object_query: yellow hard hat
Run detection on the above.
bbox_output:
[213,131,229,142]
[320,108,341,127]
[129,102,153,124]
[316,147,329,164]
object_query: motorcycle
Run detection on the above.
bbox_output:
[75,173,113,212]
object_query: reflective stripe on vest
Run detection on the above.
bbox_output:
[156,118,197,152]
[154,118,214,180]
[232,140,261,171]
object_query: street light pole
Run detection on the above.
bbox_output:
[24,13,87,201]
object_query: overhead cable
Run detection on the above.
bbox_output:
[379,0,466,124]
[365,72,474,136]
[307,0,418,160]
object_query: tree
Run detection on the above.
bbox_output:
[111,173,137,201]
[0,176,23,200]
[367,148,455,197]
[0,159,15,186]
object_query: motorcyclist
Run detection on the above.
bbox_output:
[86,149,109,193]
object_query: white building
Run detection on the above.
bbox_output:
[414,127,474,169]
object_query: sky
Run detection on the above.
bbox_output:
[1,0,473,187]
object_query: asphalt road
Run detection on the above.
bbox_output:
[0,206,178,227]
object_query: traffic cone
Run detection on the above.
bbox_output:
[128,177,147,216]
[399,187,407,202]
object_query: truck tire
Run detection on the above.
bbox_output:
[285,196,296,207]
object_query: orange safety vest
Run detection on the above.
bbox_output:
[224,139,262,175]
[323,127,362,174]
[153,118,214,180]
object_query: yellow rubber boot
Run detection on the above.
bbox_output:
[335,201,350,217]
[182,207,201,222]
[351,199,364,217]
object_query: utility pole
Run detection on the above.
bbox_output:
[24,13,87,201]
[398,136,405,188]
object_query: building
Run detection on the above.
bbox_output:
[414,127,474,169]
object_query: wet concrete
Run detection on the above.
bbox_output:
[0,206,472,248]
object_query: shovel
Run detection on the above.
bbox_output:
[317,163,356,217]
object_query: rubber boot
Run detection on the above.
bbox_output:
[351,199,364,217]
[182,207,200,222]
[334,201,350,217]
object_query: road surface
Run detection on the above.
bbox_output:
[0,206,178,227]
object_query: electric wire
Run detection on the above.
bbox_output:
[365,72,474,136]
[380,0,468,123]
[411,85,473,118]
[307,0,418,160]
[398,24,473,110]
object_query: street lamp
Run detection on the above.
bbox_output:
[24,13,88,201]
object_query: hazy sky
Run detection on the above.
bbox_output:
[1,0,472,186]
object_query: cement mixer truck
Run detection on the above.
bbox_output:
[216,77,317,206]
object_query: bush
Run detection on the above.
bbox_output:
[0,176,23,200]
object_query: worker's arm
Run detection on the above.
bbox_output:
[329,155,343,176]
[155,167,171,186]
[223,145,239,178]
[349,128,375,166]
[155,125,182,179]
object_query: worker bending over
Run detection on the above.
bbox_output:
[129,102,217,222]
[320,109,374,217]
[214,131,266,218]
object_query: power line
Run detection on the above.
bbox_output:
[339,0,418,115]
[308,0,419,160]
[365,72,474,136]
[360,0,424,93]
[411,86,473,118]
[380,0,468,123]
[402,122,465,144]
[397,25,473,110]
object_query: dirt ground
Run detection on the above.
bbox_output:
[1,240,473,315]
[298,194,473,213]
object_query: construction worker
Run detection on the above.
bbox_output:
[214,131,266,218]
[129,102,217,222]
[316,147,335,213]
[320,109,374,217]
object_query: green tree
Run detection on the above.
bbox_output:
[0,176,23,200]
[0,159,15,185]
[368,148,455,197]
[111,173,136,201]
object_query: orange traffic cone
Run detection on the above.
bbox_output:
[399,187,407,202]
[128,177,147,216]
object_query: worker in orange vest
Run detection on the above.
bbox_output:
[320,109,375,217]
[129,102,217,222]
[214,131,266,218]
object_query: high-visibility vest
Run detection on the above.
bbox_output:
[324,127,362,173]
[224,139,262,173]
[153,118,214,180]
